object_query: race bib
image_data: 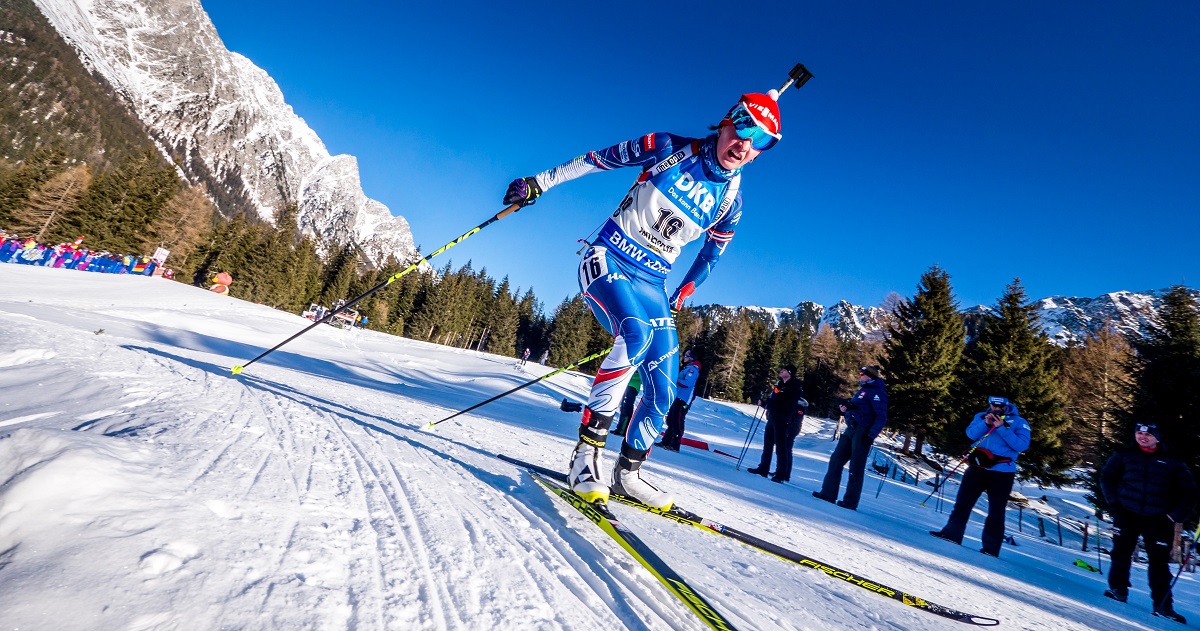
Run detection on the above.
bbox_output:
[578,247,610,288]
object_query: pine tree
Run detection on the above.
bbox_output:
[484,276,520,355]
[880,266,965,455]
[1061,324,1134,467]
[0,147,68,225]
[139,183,214,274]
[318,244,359,308]
[708,313,751,401]
[547,295,594,367]
[10,163,90,239]
[1126,286,1200,477]
[741,319,777,402]
[803,325,849,418]
[947,279,1070,486]
[51,150,177,254]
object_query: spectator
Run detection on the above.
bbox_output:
[930,396,1031,556]
[748,364,805,481]
[814,365,888,510]
[657,349,702,452]
[539,350,549,366]
[1100,423,1196,623]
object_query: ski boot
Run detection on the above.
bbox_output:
[611,443,673,510]
[1102,587,1127,603]
[1154,597,1186,624]
[568,408,611,504]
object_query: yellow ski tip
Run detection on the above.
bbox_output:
[421,422,437,432]
[231,365,243,375]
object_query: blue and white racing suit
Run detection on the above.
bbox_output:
[533,132,743,453]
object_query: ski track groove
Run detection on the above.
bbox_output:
[326,414,443,630]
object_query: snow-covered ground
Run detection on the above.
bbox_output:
[0,263,1192,630]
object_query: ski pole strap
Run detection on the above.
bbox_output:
[230,203,523,375]
[426,346,612,429]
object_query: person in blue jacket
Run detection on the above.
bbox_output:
[504,91,787,509]
[815,365,888,510]
[657,349,702,452]
[930,396,1032,557]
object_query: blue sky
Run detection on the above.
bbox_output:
[199,0,1199,310]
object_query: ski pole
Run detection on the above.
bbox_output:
[230,203,524,375]
[919,425,998,507]
[425,346,612,430]
[735,406,765,470]
[1161,522,1200,607]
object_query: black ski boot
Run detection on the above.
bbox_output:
[1154,598,1186,624]
[1102,587,1127,603]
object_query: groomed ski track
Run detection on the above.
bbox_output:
[0,264,1185,630]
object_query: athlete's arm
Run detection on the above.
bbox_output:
[668,194,743,310]
[533,133,672,191]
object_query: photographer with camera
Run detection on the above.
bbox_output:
[930,396,1030,557]
[814,366,888,510]
[747,364,805,482]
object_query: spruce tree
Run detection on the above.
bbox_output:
[880,266,964,455]
[547,295,594,367]
[708,313,751,401]
[1127,286,1200,477]
[803,325,849,418]
[484,276,520,356]
[948,279,1070,486]
[53,150,176,254]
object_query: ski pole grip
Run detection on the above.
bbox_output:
[497,202,523,220]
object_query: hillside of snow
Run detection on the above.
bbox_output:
[0,263,1193,630]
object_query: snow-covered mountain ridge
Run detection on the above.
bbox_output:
[701,287,1199,345]
[31,0,415,265]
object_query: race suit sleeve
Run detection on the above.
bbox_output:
[670,193,743,307]
[532,133,672,192]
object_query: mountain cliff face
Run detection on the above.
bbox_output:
[31,0,415,265]
[699,288,1198,346]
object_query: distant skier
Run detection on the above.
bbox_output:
[520,348,530,367]
[503,90,788,509]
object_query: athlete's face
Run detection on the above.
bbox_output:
[716,125,762,170]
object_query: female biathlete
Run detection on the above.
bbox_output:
[503,91,786,509]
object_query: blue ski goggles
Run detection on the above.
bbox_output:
[728,103,781,151]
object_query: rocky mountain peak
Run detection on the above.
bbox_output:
[32,0,415,265]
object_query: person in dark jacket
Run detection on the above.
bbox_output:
[1100,423,1196,623]
[748,364,805,481]
[814,365,888,509]
[930,396,1031,557]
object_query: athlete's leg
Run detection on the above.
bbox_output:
[567,247,650,503]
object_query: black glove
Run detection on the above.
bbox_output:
[503,177,543,207]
